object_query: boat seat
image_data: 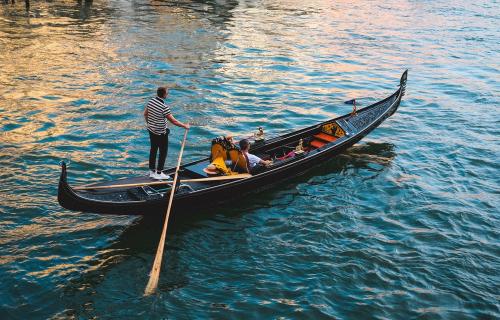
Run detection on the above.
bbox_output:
[314,132,337,143]
[310,140,326,148]
[228,149,250,173]
[183,161,210,178]
[310,132,337,149]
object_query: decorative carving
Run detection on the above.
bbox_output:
[400,70,408,97]
[347,96,396,131]
[254,127,265,141]
[321,122,345,137]
[295,139,304,154]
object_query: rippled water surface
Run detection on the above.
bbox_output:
[1,0,499,319]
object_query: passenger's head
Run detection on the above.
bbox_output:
[239,139,250,151]
[157,87,168,98]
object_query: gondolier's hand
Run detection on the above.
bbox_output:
[183,123,190,130]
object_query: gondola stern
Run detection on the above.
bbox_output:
[59,161,67,183]
[57,161,80,211]
[57,161,156,215]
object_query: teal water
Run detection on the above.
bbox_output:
[1,0,499,318]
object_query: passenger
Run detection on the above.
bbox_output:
[239,139,272,174]
[224,135,235,166]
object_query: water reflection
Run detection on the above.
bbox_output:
[48,140,396,317]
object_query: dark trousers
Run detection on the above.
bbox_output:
[250,164,266,175]
[148,130,169,171]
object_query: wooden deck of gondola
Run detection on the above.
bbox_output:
[74,174,252,191]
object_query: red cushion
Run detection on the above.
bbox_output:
[310,140,326,148]
[314,133,337,142]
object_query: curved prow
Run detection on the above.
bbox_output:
[400,69,408,97]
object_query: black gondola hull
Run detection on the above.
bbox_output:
[58,71,407,216]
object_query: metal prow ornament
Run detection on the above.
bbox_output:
[350,99,357,116]
[295,139,304,154]
[254,127,265,141]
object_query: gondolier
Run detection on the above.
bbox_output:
[144,87,190,180]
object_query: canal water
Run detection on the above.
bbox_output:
[0,0,498,318]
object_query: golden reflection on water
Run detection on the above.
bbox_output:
[0,0,222,148]
[0,4,115,150]
[25,254,113,278]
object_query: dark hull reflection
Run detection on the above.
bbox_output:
[57,141,395,308]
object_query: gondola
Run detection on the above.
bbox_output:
[58,70,407,216]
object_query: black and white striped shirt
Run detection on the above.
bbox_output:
[146,97,171,135]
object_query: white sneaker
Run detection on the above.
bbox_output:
[149,170,156,178]
[155,172,171,180]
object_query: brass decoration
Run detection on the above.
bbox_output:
[321,122,345,138]
[295,138,304,154]
[254,127,265,141]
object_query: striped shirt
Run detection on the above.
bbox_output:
[146,97,171,135]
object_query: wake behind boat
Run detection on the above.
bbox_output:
[58,70,407,216]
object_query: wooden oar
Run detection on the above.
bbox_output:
[73,173,251,191]
[144,129,188,296]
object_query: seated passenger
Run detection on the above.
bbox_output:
[239,139,272,174]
